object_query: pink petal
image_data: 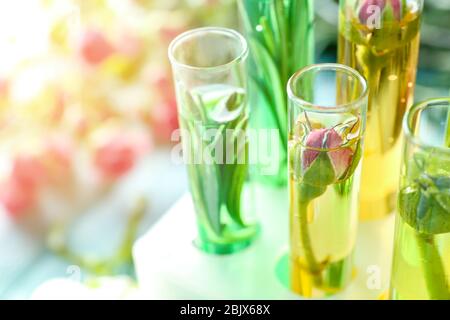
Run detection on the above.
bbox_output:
[324,128,344,149]
[325,129,354,178]
[329,147,353,178]
[302,129,327,171]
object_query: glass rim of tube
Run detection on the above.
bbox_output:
[403,97,450,154]
[287,63,368,114]
[168,27,248,72]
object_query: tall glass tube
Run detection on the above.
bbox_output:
[168,28,259,254]
[239,0,315,186]
[338,0,424,220]
[288,64,368,297]
[390,98,450,300]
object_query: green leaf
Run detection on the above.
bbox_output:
[409,151,450,178]
[400,149,450,235]
[182,90,207,123]
[183,118,222,236]
[247,38,287,140]
[398,180,450,235]
[226,162,248,226]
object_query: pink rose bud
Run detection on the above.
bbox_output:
[359,0,386,24]
[303,128,354,179]
[80,30,115,65]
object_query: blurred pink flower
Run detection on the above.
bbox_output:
[80,30,115,65]
[117,33,142,58]
[95,139,135,178]
[11,155,46,189]
[150,99,179,143]
[150,70,173,99]
[1,155,44,218]
[0,78,9,97]
[0,178,36,218]
[94,132,151,179]
[45,137,73,168]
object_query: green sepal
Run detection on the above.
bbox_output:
[302,152,336,188]
[341,140,362,181]
[298,152,336,203]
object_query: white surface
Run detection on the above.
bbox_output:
[133,185,396,299]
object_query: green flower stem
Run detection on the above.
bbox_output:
[298,200,323,286]
[415,233,450,300]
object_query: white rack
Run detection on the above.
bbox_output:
[133,185,395,299]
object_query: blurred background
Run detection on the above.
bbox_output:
[0,0,449,299]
